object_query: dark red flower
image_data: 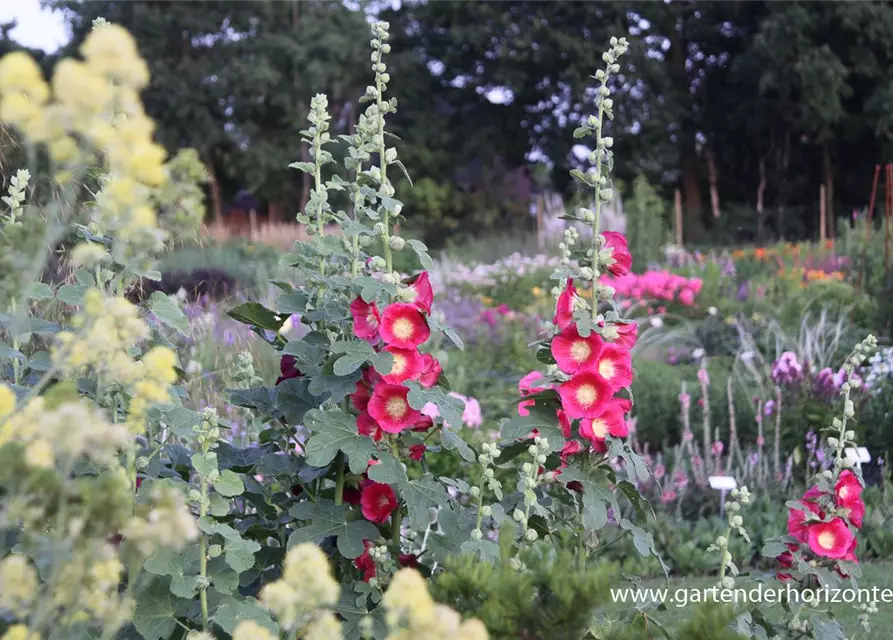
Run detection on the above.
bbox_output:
[554,279,577,330]
[275,355,303,385]
[355,541,377,581]
[405,271,433,313]
[408,444,426,461]
[398,553,420,569]
[601,232,632,277]
[360,481,398,523]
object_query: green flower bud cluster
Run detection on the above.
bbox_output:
[709,484,751,591]
[471,442,502,542]
[830,335,876,474]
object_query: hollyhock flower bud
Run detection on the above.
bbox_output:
[554,279,578,330]
[368,383,420,433]
[350,297,381,342]
[275,355,303,386]
[389,235,405,251]
[580,267,594,280]
[551,324,605,374]
[611,321,638,349]
[408,444,426,461]
[417,353,442,388]
[807,517,855,559]
[360,482,398,524]
[379,303,430,349]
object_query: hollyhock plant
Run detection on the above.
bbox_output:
[350,296,381,342]
[551,324,604,374]
[367,383,421,433]
[360,481,398,524]
[379,302,430,349]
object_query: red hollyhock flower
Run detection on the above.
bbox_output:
[368,383,421,433]
[411,415,434,432]
[558,371,613,420]
[351,297,381,342]
[360,481,398,524]
[357,411,383,441]
[612,321,638,350]
[561,439,583,459]
[557,409,571,438]
[343,486,362,505]
[776,572,793,583]
[787,486,825,542]
[355,542,377,581]
[842,537,859,564]
[398,553,420,569]
[418,353,442,388]
[275,355,303,385]
[579,399,629,450]
[363,367,383,386]
[408,444,426,461]
[601,231,632,277]
[554,279,577,330]
[350,381,371,412]
[379,303,430,349]
[835,470,863,506]
[595,343,633,390]
[405,271,433,313]
[381,347,424,385]
[807,517,855,559]
[551,325,604,374]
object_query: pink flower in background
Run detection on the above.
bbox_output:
[421,393,483,429]
[600,270,702,306]
[653,464,666,480]
[711,441,724,456]
[678,392,691,408]
[697,368,710,385]
[660,490,678,504]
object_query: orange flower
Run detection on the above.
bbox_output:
[755,248,766,260]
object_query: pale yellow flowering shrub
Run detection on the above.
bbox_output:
[257,542,340,632]
[0,398,130,470]
[48,544,131,632]
[0,385,14,420]
[231,621,276,640]
[52,289,178,433]
[121,485,199,557]
[0,624,40,640]
[383,569,488,640]
[0,554,38,614]
[304,612,343,640]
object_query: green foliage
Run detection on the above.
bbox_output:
[432,542,619,640]
[625,175,669,272]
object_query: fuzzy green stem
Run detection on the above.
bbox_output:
[334,452,345,506]
[198,479,210,630]
[590,99,605,322]
[375,51,392,274]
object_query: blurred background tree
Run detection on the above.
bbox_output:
[4,0,892,246]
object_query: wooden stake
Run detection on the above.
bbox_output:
[819,184,826,242]
[675,188,683,246]
[861,165,880,292]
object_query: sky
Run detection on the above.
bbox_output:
[0,0,68,52]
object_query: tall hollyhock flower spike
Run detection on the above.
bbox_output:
[762,335,878,633]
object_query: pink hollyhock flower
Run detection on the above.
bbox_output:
[551,325,605,374]
[558,371,614,420]
[379,303,430,349]
[842,537,859,564]
[711,441,724,457]
[678,288,695,306]
[561,439,583,459]
[351,297,381,342]
[807,517,855,559]
[697,368,710,385]
[381,347,424,385]
[846,499,865,529]
[595,343,633,390]
[557,409,571,438]
[835,470,863,507]
[405,271,433,313]
[518,370,548,416]
[418,353,442,388]
[579,399,629,450]
[450,392,483,428]
[408,444,426,461]
[554,279,577,330]
[660,490,678,504]
[357,411,383,442]
[363,366,383,387]
[350,381,371,412]
[787,487,826,542]
[361,481,398,524]
[612,321,638,349]
[368,384,420,433]
[275,355,303,385]
[601,232,632,277]
[355,542,377,581]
